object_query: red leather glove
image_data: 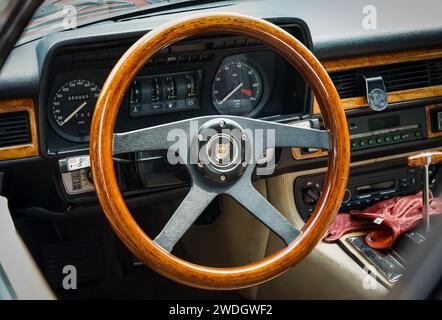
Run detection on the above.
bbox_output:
[324,192,442,249]
[352,192,442,249]
[324,212,381,242]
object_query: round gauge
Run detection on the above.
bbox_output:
[212,61,263,115]
[49,78,100,142]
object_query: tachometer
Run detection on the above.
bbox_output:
[49,78,100,142]
[212,60,263,115]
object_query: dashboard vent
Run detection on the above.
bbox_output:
[330,58,442,99]
[0,111,31,148]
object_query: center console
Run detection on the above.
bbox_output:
[294,159,440,221]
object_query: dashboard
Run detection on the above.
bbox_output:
[42,29,309,156]
[1,0,442,213]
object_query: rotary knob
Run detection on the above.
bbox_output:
[343,188,352,203]
[302,183,321,206]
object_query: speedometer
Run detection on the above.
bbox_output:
[212,60,263,115]
[49,78,100,142]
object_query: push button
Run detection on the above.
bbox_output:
[185,98,198,108]
[151,103,163,110]
[165,101,176,109]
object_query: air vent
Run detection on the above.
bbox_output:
[0,111,31,148]
[330,58,442,99]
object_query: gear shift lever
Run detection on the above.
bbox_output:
[408,151,442,233]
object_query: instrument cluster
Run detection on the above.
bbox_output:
[47,54,270,143]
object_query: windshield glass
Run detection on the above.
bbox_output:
[17,0,192,46]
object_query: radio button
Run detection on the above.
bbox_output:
[368,139,375,145]
[376,137,383,144]
[359,140,366,147]
[393,135,400,141]
[385,136,392,142]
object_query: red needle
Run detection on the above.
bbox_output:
[240,88,253,97]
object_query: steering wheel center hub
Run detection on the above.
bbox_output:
[206,133,239,168]
[196,118,247,182]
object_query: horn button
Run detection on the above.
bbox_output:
[195,119,248,183]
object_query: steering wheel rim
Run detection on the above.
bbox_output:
[90,13,350,290]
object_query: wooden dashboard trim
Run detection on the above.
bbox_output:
[313,85,442,115]
[295,47,442,160]
[311,47,442,115]
[426,103,442,138]
[0,99,39,161]
[291,146,327,160]
[321,47,442,72]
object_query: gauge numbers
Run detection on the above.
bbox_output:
[50,78,100,142]
[212,61,263,115]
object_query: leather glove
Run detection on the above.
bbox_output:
[324,192,442,249]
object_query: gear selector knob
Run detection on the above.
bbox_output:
[408,151,442,233]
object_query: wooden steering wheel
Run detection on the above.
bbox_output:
[90,13,350,290]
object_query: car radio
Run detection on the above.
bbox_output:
[294,159,440,222]
[348,108,426,151]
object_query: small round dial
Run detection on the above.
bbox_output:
[49,78,100,142]
[212,61,263,115]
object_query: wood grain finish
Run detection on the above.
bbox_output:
[313,85,442,115]
[0,99,39,161]
[408,151,442,167]
[89,13,350,290]
[426,103,442,138]
[311,47,442,115]
[321,47,442,72]
[298,48,442,159]
[291,146,327,160]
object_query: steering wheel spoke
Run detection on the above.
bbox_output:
[154,184,218,252]
[113,116,330,157]
[113,120,192,155]
[226,179,300,245]
[235,118,330,151]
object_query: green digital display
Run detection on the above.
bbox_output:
[368,115,400,131]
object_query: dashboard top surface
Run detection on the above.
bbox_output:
[2,0,442,97]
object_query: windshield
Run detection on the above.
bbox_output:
[17,0,193,46]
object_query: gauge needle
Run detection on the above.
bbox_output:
[240,88,253,97]
[219,82,243,105]
[61,101,87,126]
